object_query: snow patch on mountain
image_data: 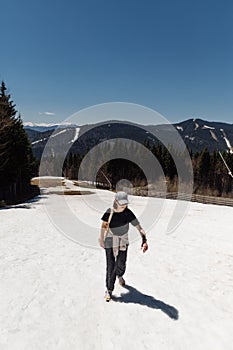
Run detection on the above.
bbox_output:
[31,130,67,145]
[210,130,218,142]
[185,135,195,141]
[220,129,233,153]
[193,119,199,130]
[176,126,183,131]
[69,128,80,144]
[202,125,215,130]
[32,137,48,145]
[50,129,67,138]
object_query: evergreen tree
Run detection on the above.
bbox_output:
[0,81,37,202]
[197,148,210,186]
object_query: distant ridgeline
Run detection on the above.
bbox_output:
[24,119,233,198]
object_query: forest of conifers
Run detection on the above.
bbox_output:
[63,144,233,197]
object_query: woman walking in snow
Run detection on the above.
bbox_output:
[99,191,148,301]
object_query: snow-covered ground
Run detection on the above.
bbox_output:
[0,181,233,350]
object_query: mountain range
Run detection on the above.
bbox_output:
[24,118,233,159]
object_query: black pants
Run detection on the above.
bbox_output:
[105,246,128,292]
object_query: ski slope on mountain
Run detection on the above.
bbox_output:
[0,184,233,350]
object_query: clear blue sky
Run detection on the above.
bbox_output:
[1,0,233,125]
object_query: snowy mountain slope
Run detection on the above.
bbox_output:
[0,184,232,349]
[173,118,233,153]
[25,118,233,160]
[24,122,78,133]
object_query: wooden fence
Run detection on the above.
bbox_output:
[68,180,233,208]
[134,189,233,207]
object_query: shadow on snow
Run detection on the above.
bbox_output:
[112,285,179,320]
[0,195,48,210]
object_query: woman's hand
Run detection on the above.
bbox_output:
[99,221,108,248]
[99,237,105,249]
[141,242,148,253]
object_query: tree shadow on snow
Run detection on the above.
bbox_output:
[112,285,179,320]
[0,195,48,210]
